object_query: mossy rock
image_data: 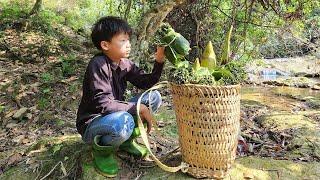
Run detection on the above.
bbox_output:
[0,135,89,180]
[0,166,37,180]
[264,77,316,88]
[241,99,266,107]
[287,129,320,160]
[241,86,297,111]
[256,113,316,131]
[2,134,319,179]
[141,166,192,180]
[305,97,320,108]
[256,113,320,160]
[135,157,320,180]
[274,87,320,108]
[230,156,320,180]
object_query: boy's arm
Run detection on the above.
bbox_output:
[127,46,165,89]
[88,61,137,115]
[126,61,164,89]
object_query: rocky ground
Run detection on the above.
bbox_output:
[1,84,319,180]
[0,25,320,179]
[246,56,320,90]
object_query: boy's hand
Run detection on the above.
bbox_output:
[155,46,165,64]
[139,104,154,134]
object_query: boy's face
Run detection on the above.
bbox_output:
[101,32,131,61]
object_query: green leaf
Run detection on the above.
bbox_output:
[194,67,211,77]
[210,67,233,81]
[52,144,63,155]
[42,88,51,94]
[0,105,5,113]
[64,156,69,161]
[176,61,190,69]
[220,25,233,65]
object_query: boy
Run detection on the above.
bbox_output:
[76,16,165,177]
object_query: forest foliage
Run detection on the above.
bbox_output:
[0,0,319,61]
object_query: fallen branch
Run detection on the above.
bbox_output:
[241,133,264,144]
[27,149,47,157]
[159,146,180,161]
[39,161,66,180]
[134,172,143,180]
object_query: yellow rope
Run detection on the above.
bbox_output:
[155,33,178,47]
[136,81,189,173]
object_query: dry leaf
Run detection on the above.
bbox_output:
[273,144,282,152]
[60,162,67,176]
[248,143,254,153]
[243,171,254,179]
[157,120,165,127]
[7,153,22,166]
[13,135,25,143]
[61,76,78,83]
[5,110,15,118]
[22,137,31,144]
[12,107,28,119]
[6,123,18,129]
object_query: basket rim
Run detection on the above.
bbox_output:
[169,83,241,88]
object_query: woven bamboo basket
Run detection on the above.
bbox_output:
[169,83,241,179]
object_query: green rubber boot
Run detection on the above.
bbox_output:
[119,127,148,158]
[92,135,118,177]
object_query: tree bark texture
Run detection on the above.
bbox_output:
[131,0,186,66]
[29,0,43,16]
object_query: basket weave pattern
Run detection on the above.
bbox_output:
[170,83,241,178]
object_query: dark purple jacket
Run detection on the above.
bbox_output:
[76,54,164,135]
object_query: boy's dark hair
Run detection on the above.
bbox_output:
[91,16,132,50]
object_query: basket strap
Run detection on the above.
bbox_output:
[136,81,189,173]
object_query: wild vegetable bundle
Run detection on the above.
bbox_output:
[154,23,191,66]
[191,25,236,85]
[155,24,246,85]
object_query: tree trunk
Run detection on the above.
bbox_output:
[29,0,43,16]
[130,0,186,67]
[124,0,132,20]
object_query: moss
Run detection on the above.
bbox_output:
[141,166,192,180]
[1,135,85,179]
[241,87,297,111]
[305,98,320,108]
[287,129,320,159]
[256,113,316,131]
[2,134,319,180]
[82,162,106,180]
[241,99,265,107]
[274,87,320,108]
[0,166,37,180]
[127,157,320,180]
[266,77,317,88]
[55,119,65,126]
[256,113,320,160]
[154,107,179,139]
[255,59,268,67]
[283,77,311,85]
[273,86,320,98]
[231,157,320,180]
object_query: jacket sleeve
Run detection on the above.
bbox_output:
[126,61,164,90]
[88,61,137,115]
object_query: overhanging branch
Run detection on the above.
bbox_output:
[136,0,186,42]
[212,5,279,28]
